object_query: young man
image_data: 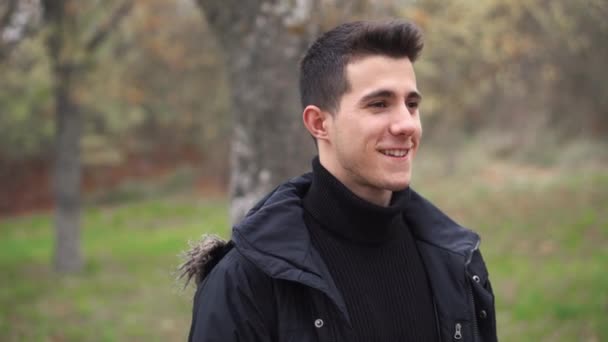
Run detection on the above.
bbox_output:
[184,20,497,342]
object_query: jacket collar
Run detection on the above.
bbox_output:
[232,173,326,284]
[231,173,480,311]
[232,173,349,317]
[404,189,480,262]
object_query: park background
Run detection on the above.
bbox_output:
[0,0,606,341]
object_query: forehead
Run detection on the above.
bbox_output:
[344,55,417,95]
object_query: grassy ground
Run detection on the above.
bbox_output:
[0,195,229,341]
[1,163,607,341]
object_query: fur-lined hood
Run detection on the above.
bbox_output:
[179,173,315,288]
[179,235,233,287]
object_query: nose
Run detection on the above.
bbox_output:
[388,103,417,136]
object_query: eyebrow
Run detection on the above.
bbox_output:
[358,89,422,105]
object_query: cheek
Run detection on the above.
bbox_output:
[415,118,423,140]
[338,114,384,149]
[345,122,372,143]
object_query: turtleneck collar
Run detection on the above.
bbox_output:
[303,157,410,244]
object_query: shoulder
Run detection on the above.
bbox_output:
[189,248,276,341]
[405,188,480,256]
[199,247,273,296]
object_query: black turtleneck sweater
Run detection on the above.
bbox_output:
[302,158,439,342]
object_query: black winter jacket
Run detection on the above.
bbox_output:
[186,173,498,342]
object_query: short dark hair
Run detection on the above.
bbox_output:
[299,20,424,112]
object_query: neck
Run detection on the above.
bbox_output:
[318,154,392,207]
[350,185,392,207]
[303,157,410,244]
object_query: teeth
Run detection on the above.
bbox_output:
[382,149,408,157]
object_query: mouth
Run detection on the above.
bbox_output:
[379,148,410,158]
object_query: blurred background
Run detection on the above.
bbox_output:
[0,0,606,341]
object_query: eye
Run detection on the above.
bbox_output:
[369,101,387,108]
[406,100,419,109]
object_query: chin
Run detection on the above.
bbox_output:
[383,176,411,191]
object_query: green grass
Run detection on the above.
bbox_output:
[0,195,229,341]
[1,166,607,341]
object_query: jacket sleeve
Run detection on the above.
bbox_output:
[188,250,275,342]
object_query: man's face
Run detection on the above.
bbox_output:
[320,55,422,205]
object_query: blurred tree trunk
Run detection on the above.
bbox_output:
[196,0,360,223]
[52,63,83,272]
[44,0,83,273]
[43,0,133,273]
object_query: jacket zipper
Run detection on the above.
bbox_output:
[432,300,442,342]
[468,281,480,342]
[454,322,462,340]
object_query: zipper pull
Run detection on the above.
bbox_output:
[454,322,462,340]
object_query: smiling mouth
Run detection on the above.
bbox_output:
[380,149,410,158]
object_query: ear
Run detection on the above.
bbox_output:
[302,105,331,141]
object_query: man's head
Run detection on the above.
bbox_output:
[300,20,424,206]
[300,20,423,113]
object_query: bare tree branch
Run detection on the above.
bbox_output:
[0,0,19,31]
[41,0,63,23]
[1,0,43,61]
[85,0,133,53]
[0,0,20,60]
